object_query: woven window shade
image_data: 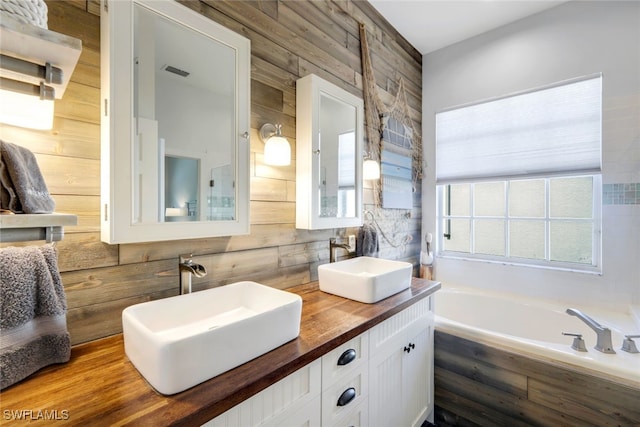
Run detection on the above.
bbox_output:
[436,74,602,183]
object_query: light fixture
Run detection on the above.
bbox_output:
[363,154,380,180]
[0,84,54,130]
[0,55,59,130]
[259,123,291,166]
[0,16,82,130]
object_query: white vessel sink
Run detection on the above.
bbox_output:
[122,281,302,395]
[318,256,413,304]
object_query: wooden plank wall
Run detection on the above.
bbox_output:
[434,331,640,426]
[0,0,422,345]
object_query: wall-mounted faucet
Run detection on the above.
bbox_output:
[179,254,207,294]
[329,238,351,263]
[566,308,615,353]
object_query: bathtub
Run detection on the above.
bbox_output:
[434,286,640,387]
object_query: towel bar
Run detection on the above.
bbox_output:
[0,213,76,243]
[0,226,63,243]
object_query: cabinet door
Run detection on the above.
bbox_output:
[369,342,404,427]
[404,325,431,427]
[368,296,434,427]
[369,324,431,427]
[295,73,364,230]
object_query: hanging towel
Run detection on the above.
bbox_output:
[0,140,55,214]
[0,244,70,389]
[356,224,379,257]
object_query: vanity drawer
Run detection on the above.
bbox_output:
[322,332,369,388]
[321,367,368,426]
[331,397,368,427]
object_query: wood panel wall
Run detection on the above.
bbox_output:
[434,331,640,427]
[0,0,422,345]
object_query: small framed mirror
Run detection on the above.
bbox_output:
[296,74,364,230]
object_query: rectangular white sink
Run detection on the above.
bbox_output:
[122,281,302,395]
[318,256,413,303]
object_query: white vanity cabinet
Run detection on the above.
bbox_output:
[369,296,434,427]
[204,296,434,426]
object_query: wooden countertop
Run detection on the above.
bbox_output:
[0,279,440,426]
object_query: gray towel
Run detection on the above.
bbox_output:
[0,140,55,214]
[356,224,379,257]
[0,244,70,389]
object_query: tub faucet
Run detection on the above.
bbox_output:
[566,308,615,354]
[622,335,640,353]
[179,254,207,294]
[329,238,350,263]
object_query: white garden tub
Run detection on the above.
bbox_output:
[434,286,640,386]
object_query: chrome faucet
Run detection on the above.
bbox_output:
[566,308,615,353]
[179,254,207,294]
[329,238,351,263]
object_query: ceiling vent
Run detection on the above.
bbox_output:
[163,65,190,78]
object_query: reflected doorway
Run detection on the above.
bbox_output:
[164,155,199,222]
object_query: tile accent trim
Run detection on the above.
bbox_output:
[603,183,640,205]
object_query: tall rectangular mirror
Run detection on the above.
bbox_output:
[101,0,250,243]
[296,74,364,230]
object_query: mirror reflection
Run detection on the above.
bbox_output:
[319,92,357,219]
[164,156,199,222]
[133,3,237,224]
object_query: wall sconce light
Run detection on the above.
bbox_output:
[0,16,82,131]
[259,123,291,166]
[0,55,59,130]
[363,154,380,180]
[0,87,54,130]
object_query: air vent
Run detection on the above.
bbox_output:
[163,65,189,77]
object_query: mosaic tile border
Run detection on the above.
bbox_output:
[603,183,640,205]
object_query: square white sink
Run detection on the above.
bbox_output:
[318,256,413,303]
[122,281,302,395]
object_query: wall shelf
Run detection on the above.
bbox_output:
[0,15,82,99]
[0,213,78,242]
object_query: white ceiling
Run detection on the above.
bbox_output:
[368,0,568,55]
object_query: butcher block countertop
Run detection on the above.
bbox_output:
[0,279,440,426]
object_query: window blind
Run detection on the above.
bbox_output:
[436,74,602,183]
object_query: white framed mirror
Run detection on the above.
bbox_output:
[296,74,364,230]
[100,0,250,243]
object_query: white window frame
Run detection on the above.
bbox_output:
[437,174,602,273]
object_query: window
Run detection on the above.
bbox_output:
[436,75,602,272]
[440,176,601,268]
